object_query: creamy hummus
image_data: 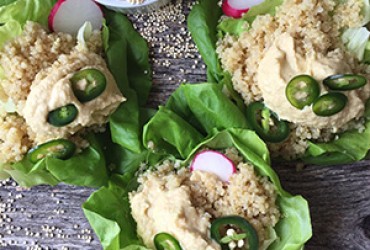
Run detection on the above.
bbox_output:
[21,50,125,143]
[257,33,370,128]
[130,170,220,250]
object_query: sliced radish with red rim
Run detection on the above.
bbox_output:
[49,0,103,35]
[222,0,265,18]
[190,150,236,182]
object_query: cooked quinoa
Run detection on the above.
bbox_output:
[126,0,145,4]
[216,0,370,159]
[130,148,280,249]
[0,21,117,164]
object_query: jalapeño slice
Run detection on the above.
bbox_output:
[246,102,290,143]
[286,74,320,109]
[47,104,78,127]
[312,92,348,117]
[323,74,367,91]
[71,68,107,103]
[28,139,76,163]
[210,216,258,250]
[153,233,182,250]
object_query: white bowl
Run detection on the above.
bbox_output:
[95,0,171,14]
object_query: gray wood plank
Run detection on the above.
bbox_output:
[1,0,370,249]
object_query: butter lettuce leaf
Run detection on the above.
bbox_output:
[84,83,311,250]
[0,0,56,48]
[104,9,152,153]
[187,0,223,82]
[2,133,108,187]
[303,117,370,166]
[218,0,283,37]
[0,0,55,25]
[0,19,22,49]
[0,0,18,6]
[143,83,250,158]
[83,175,142,250]
[84,128,311,250]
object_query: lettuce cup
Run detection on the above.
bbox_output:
[84,86,312,250]
[0,1,152,187]
[130,148,280,250]
[188,0,370,165]
[83,128,312,250]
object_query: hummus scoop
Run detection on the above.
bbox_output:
[21,50,126,143]
[257,33,370,129]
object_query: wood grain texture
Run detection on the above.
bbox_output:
[1,0,370,249]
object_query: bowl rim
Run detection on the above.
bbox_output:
[95,0,162,9]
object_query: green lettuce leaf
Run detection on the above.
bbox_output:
[121,246,150,250]
[84,83,311,250]
[218,0,283,37]
[45,134,108,187]
[104,9,152,153]
[0,19,22,48]
[0,0,56,48]
[364,40,370,63]
[143,106,204,159]
[271,195,311,250]
[0,0,18,6]
[187,0,223,82]
[0,0,55,25]
[143,83,250,158]
[303,117,370,165]
[243,0,283,23]
[2,133,108,187]
[83,175,142,250]
[165,83,249,134]
[84,128,311,250]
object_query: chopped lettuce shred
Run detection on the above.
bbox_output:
[76,21,93,48]
[83,83,312,250]
[341,0,370,61]
[342,27,370,61]
[188,0,370,164]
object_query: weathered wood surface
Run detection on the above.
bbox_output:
[1,0,370,249]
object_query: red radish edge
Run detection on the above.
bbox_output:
[48,0,66,32]
[190,150,236,182]
[222,0,249,19]
[48,0,104,35]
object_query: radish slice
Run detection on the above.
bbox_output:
[190,150,236,182]
[222,0,265,18]
[49,0,103,35]
[228,0,265,10]
[222,0,249,18]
